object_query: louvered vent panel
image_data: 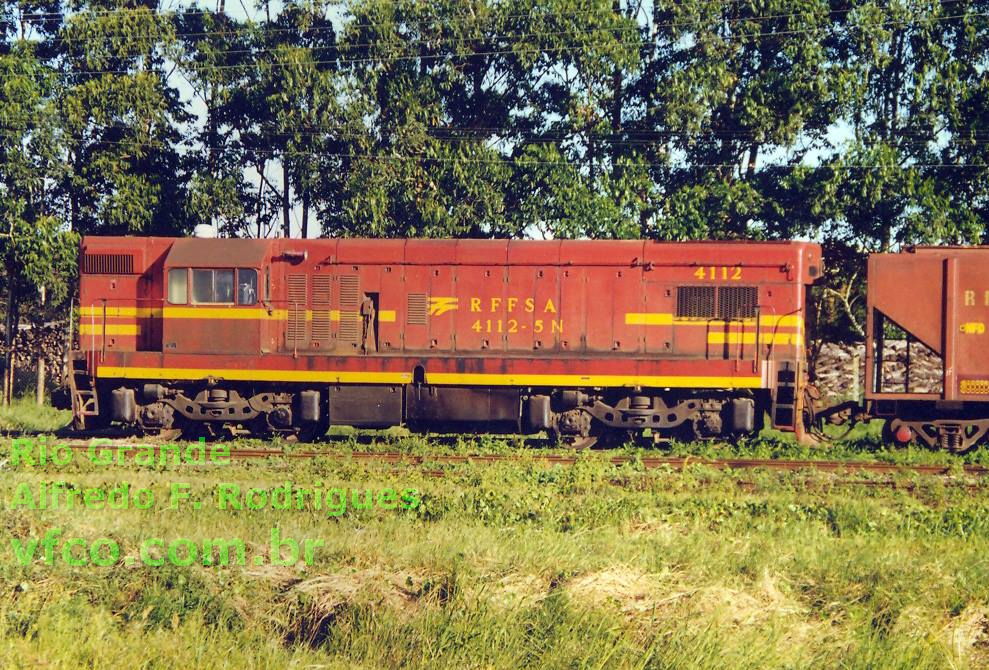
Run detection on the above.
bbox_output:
[82,253,134,275]
[717,286,758,320]
[676,286,716,319]
[407,293,428,325]
[311,275,332,343]
[338,276,360,344]
[286,274,307,345]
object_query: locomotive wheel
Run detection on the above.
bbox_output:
[286,420,329,444]
[596,430,638,449]
[141,428,183,441]
[178,421,234,442]
[559,435,598,450]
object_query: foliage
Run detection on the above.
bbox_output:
[2,0,989,371]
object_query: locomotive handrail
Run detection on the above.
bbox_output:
[292,300,299,359]
[298,259,806,270]
[754,305,761,366]
[89,302,96,359]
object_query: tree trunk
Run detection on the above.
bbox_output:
[3,281,16,406]
[282,161,291,238]
[301,188,310,239]
[36,285,45,405]
[36,355,44,406]
[69,151,79,233]
[64,297,74,390]
[255,159,267,238]
[610,0,623,174]
[5,357,14,406]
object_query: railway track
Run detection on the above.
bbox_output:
[44,440,989,478]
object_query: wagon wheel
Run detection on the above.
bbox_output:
[880,419,898,446]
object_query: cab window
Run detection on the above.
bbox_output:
[192,269,235,304]
[167,268,188,304]
[238,269,258,305]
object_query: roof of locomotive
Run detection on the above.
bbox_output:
[81,235,821,273]
[165,237,269,267]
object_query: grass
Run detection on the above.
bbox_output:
[0,397,71,434]
[2,438,989,668]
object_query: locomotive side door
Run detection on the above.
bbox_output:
[641,281,675,355]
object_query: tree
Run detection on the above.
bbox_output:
[0,42,77,404]
[177,7,258,236]
[503,0,657,238]
[647,0,846,240]
[57,1,190,236]
[256,0,342,238]
[335,0,516,238]
[823,0,984,252]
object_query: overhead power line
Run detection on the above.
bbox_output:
[19,1,983,65]
[44,9,989,78]
[10,0,843,22]
[0,125,986,170]
[52,3,864,44]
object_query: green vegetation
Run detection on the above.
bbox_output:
[3,438,989,668]
[0,397,70,434]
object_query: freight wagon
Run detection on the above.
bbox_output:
[864,247,989,451]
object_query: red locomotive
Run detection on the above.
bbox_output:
[68,236,820,445]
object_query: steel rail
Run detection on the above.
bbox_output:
[46,442,989,477]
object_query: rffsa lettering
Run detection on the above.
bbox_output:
[469,297,557,313]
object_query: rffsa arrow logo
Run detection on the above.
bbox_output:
[428,297,459,316]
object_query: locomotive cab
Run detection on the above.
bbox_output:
[161,238,268,355]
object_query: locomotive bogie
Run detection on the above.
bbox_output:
[99,379,769,444]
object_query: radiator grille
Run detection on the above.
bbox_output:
[286,274,307,345]
[311,275,332,343]
[718,286,758,319]
[676,286,716,319]
[676,285,758,320]
[407,293,428,325]
[338,276,360,344]
[82,253,134,275]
